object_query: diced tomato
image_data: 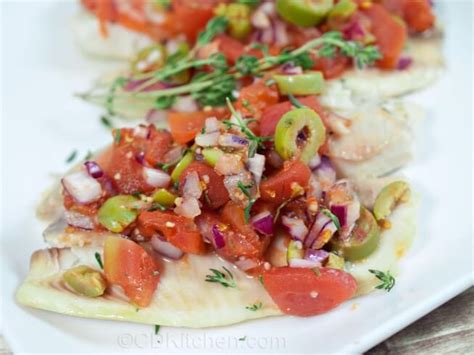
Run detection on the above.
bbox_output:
[102,144,153,195]
[172,0,216,42]
[138,210,205,254]
[262,267,357,316]
[312,55,350,79]
[144,129,173,166]
[216,35,247,64]
[179,162,229,209]
[235,81,279,119]
[363,4,407,69]
[260,161,311,205]
[260,96,326,137]
[402,0,435,32]
[104,236,160,307]
[196,203,269,262]
[168,111,209,144]
[380,0,434,33]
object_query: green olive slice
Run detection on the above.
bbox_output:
[329,207,381,261]
[274,107,326,163]
[63,265,107,297]
[276,0,334,27]
[274,72,325,96]
[373,181,411,221]
[170,150,194,182]
[202,148,224,167]
[152,189,177,207]
[98,195,139,233]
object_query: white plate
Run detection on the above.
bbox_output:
[1,1,472,353]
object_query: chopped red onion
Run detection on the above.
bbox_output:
[172,95,198,112]
[282,216,308,241]
[330,200,360,229]
[289,258,320,268]
[183,171,202,199]
[151,235,183,260]
[281,62,303,75]
[342,21,366,41]
[308,154,322,170]
[204,117,221,133]
[163,145,184,165]
[64,210,95,230]
[397,57,413,70]
[304,212,331,248]
[143,167,170,188]
[305,249,329,265]
[312,156,337,191]
[62,170,102,204]
[195,132,220,147]
[251,211,274,236]
[251,9,271,29]
[84,161,104,178]
[174,197,201,218]
[247,154,265,185]
[135,151,145,165]
[311,221,338,249]
[235,258,259,271]
[145,109,167,123]
[211,224,226,249]
[218,134,249,148]
[133,125,149,138]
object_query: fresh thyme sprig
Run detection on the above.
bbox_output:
[369,269,396,292]
[237,181,257,224]
[245,302,263,311]
[79,31,380,116]
[205,267,237,288]
[224,98,271,158]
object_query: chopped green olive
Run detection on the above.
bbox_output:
[287,240,304,261]
[274,72,325,96]
[276,0,334,27]
[152,189,177,207]
[63,265,107,297]
[328,0,357,20]
[274,107,326,163]
[329,207,381,261]
[166,42,191,85]
[170,150,194,182]
[326,253,345,270]
[216,3,252,40]
[98,195,139,233]
[131,44,167,74]
[202,148,225,167]
[373,181,411,221]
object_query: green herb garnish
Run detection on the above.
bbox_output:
[246,302,263,311]
[288,94,305,108]
[113,129,121,145]
[65,150,78,163]
[237,181,257,224]
[94,252,103,269]
[154,325,160,335]
[100,115,113,129]
[369,269,396,292]
[148,202,167,212]
[321,208,341,230]
[205,267,237,288]
[197,16,229,46]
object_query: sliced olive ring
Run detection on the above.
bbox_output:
[63,265,107,297]
[98,195,140,233]
[274,72,325,96]
[329,207,381,261]
[373,181,411,221]
[274,107,326,163]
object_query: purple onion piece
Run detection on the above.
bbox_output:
[251,212,274,235]
[397,57,413,70]
[211,224,226,249]
[84,161,104,178]
[330,204,348,228]
[135,151,145,165]
[304,249,329,265]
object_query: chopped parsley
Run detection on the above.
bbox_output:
[369,269,396,292]
[246,302,263,311]
[205,267,237,288]
[65,150,78,164]
[94,252,103,269]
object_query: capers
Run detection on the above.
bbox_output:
[63,265,107,297]
[373,181,411,221]
[274,108,326,163]
[329,207,381,261]
[98,195,140,233]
